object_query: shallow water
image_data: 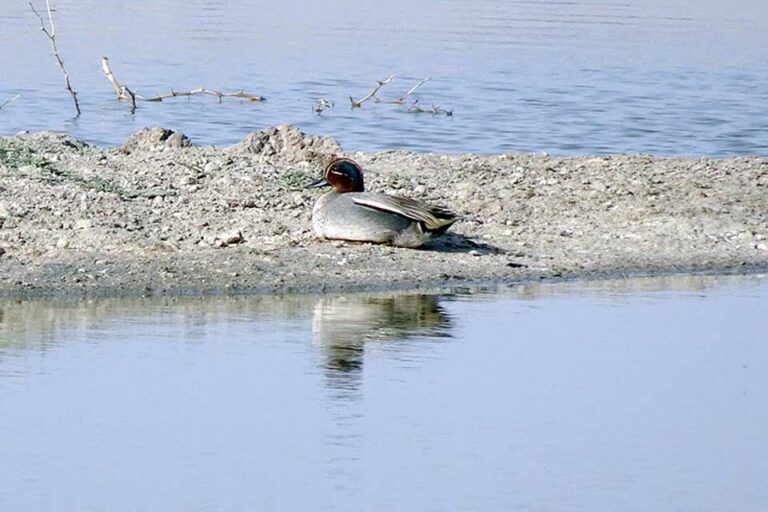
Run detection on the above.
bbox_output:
[1,0,767,155]
[1,274,767,511]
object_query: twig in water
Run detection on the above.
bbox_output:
[123,86,137,113]
[349,75,394,108]
[314,98,334,115]
[142,87,264,102]
[100,57,136,113]
[29,1,80,116]
[0,95,21,111]
[406,99,453,116]
[100,56,265,111]
[100,57,127,98]
[389,77,431,104]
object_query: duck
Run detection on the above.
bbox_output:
[309,157,457,248]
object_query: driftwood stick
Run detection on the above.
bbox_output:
[124,85,137,113]
[0,94,21,111]
[100,56,127,98]
[349,75,394,108]
[389,77,431,104]
[29,1,80,116]
[100,57,136,113]
[101,56,265,108]
[143,87,264,102]
[406,99,453,116]
[314,98,334,115]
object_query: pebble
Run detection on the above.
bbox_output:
[74,219,92,230]
[220,230,243,245]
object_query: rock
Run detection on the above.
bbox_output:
[121,127,191,154]
[453,181,476,200]
[205,229,244,247]
[15,131,88,151]
[221,230,243,245]
[228,124,341,163]
[74,219,92,230]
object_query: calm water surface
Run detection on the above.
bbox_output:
[1,0,767,155]
[1,274,767,511]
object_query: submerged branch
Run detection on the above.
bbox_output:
[314,98,334,115]
[142,88,264,102]
[29,0,80,116]
[406,99,453,116]
[388,77,431,104]
[0,94,21,111]
[100,57,126,98]
[349,75,394,108]
[100,56,265,111]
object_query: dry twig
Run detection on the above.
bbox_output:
[142,88,264,103]
[29,1,80,116]
[314,98,334,115]
[0,94,21,111]
[100,56,265,111]
[388,77,431,104]
[349,75,394,108]
[101,56,127,98]
[100,56,136,112]
[406,99,453,116]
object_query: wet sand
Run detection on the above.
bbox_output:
[1,125,766,297]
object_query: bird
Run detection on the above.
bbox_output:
[309,157,457,248]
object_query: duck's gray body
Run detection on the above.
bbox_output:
[312,191,446,248]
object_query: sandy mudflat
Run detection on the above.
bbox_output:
[0,125,766,297]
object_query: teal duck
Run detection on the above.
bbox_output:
[310,157,457,248]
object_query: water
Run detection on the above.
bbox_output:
[1,0,767,155]
[1,274,767,511]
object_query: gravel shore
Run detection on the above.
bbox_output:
[1,125,766,297]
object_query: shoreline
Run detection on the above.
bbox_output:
[1,125,767,299]
[2,265,767,301]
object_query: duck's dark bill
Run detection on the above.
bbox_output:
[307,176,331,188]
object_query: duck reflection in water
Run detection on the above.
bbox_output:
[312,293,453,396]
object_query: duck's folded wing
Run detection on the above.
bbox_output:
[352,195,456,230]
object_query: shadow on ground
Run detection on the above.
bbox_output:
[422,233,507,255]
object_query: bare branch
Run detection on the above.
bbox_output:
[314,98,334,115]
[123,86,137,113]
[350,75,394,108]
[100,56,265,110]
[143,87,265,102]
[406,99,453,116]
[389,77,431,104]
[0,94,21,111]
[100,56,126,98]
[29,1,80,116]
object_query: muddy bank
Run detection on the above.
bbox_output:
[1,125,767,297]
